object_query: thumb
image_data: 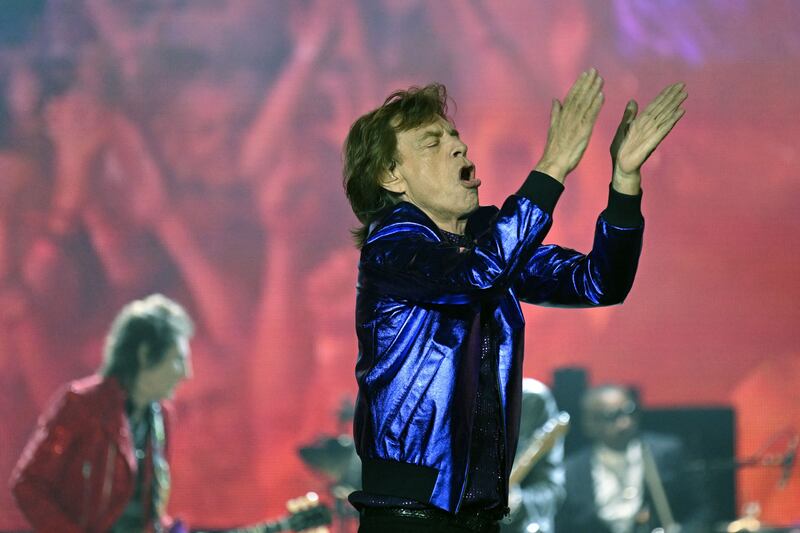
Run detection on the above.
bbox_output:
[625,99,638,124]
[550,99,562,128]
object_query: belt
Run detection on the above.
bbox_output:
[360,506,500,532]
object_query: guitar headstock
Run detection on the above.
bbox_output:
[285,492,332,532]
[541,411,570,435]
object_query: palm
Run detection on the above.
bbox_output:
[536,68,605,181]
[611,83,687,174]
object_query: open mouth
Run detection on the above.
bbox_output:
[459,165,481,188]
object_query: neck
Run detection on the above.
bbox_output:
[128,388,151,420]
[438,218,467,235]
[401,199,468,235]
[422,207,467,235]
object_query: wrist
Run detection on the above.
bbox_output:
[533,159,567,183]
[612,166,641,195]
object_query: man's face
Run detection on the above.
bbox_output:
[136,336,193,402]
[386,116,480,232]
[583,389,640,451]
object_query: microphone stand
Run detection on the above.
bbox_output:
[685,432,798,529]
[692,434,798,486]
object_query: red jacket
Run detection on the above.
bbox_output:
[9,375,173,532]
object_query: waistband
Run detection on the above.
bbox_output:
[360,506,501,532]
[361,457,439,504]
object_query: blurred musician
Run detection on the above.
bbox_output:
[555,385,711,533]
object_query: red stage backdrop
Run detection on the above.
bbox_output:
[1,0,799,528]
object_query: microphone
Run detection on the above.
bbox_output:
[779,435,799,487]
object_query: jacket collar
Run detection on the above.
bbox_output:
[367,201,499,244]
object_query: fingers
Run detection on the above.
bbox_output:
[643,82,686,122]
[584,70,604,121]
[643,83,678,116]
[538,68,604,178]
[586,84,604,123]
[631,83,686,142]
[661,85,688,121]
[614,84,687,173]
[564,69,590,103]
[587,70,604,101]
[653,86,686,126]
[563,68,604,120]
[550,99,561,129]
[568,69,594,103]
[653,107,686,141]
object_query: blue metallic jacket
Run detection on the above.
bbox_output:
[353,172,643,513]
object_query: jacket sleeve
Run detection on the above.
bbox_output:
[9,388,86,533]
[514,186,644,307]
[359,171,563,305]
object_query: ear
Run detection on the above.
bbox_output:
[379,167,406,195]
[137,343,151,369]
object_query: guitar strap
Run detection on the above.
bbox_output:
[152,403,171,525]
[642,442,676,531]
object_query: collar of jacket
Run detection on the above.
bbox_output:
[69,375,152,474]
[69,375,128,427]
[367,201,499,245]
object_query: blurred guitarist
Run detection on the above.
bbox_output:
[10,294,193,533]
[555,385,711,533]
[502,378,567,533]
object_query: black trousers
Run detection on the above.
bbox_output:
[358,509,500,533]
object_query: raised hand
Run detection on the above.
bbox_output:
[45,90,112,235]
[45,90,111,164]
[535,68,604,183]
[611,82,687,193]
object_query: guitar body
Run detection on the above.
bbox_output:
[509,412,570,487]
[502,412,570,531]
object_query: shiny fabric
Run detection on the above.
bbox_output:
[354,193,643,513]
[9,375,173,533]
[461,312,504,511]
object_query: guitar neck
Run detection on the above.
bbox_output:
[509,412,570,486]
[216,520,288,533]
[196,494,330,533]
[215,508,329,533]
[262,520,290,533]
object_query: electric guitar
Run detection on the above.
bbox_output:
[509,411,570,486]
[194,492,332,533]
[503,412,570,531]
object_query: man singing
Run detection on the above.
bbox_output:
[343,70,686,532]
